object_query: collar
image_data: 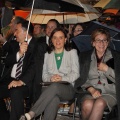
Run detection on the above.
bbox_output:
[91,48,113,62]
[46,36,49,45]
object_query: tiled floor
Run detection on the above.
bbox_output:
[56,115,80,120]
[38,115,80,120]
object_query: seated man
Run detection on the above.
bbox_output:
[0,20,38,120]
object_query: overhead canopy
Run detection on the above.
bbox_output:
[5,0,84,12]
[26,9,100,24]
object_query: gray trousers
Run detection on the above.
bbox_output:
[31,82,75,120]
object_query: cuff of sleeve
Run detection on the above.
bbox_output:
[20,80,26,86]
[104,67,111,75]
[23,82,26,86]
[85,86,93,91]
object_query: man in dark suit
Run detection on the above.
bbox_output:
[0,16,25,87]
[0,16,25,62]
[38,19,60,44]
[0,20,38,120]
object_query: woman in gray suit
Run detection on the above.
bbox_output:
[75,28,119,120]
[20,27,80,120]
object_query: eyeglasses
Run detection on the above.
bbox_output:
[95,39,108,43]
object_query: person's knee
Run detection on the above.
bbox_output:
[53,96,60,104]
[82,99,93,111]
[95,98,107,108]
[10,87,22,98]
[50,83,60,91]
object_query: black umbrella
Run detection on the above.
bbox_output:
[81,21,120,37]
[44,0,84,12]
[72,35,93,52]
[72,21,120,52]
[110,33,120,51]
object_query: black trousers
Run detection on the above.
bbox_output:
[0,81,29,120]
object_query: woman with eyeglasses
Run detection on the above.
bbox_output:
[75,28,120,120]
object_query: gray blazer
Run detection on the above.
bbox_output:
[42,49,80,85]
[81,49,116,97]
[74,48,120,120]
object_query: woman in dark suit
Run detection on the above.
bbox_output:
[20,27,80,120]
[75,28,120,120]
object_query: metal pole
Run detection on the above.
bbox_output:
[25,0,35,42]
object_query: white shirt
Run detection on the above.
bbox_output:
[11,37,32,78]
[46,36,49,45]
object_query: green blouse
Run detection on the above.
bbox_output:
[55,52,64,69]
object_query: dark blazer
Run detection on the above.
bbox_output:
[32,39,48,103]
[37,36,47,43]
[0,33,18,81]
[0,40,19,83]
[74,48,120,120]
[3,37,37,87]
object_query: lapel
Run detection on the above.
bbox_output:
[22,38,35,71]
[59,49,67,71]
[80,49,93,85]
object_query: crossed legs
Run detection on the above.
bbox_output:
[24,83,75,120]
[81,97,107,120]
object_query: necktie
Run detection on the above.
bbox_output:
[15,55,24,79]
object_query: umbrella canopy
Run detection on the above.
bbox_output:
[81,21,120,37]
[26,0,101,24]
[110,33,120,51]
[94,0,120,9]
[62,0,100,13]
[39,0,84,12]
[26,9,101,24]
[72,35,93,52]
[72,21,120,52]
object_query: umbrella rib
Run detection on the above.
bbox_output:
[110,40,116,50]
[42,15,46,24]
[32,14,37,23]
[25,0,35,41]
[113,33,118,38]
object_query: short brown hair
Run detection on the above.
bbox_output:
[91,28,110,43]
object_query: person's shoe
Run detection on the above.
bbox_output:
[19,115,27,120]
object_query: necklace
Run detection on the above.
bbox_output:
[55,52,63,61]
[57,56,61,60]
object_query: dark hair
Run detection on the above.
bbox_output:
[91,28,110,43]
[72,23,83,32]
[34,23,45,29]
[48,27,71,53]
[20,20,34,36]
[47,19,60,28]
[12,16,25,24]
